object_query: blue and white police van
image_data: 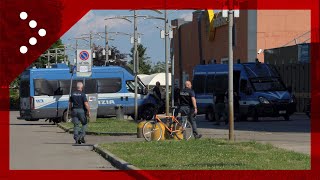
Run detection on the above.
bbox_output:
[18,63,158,122]
[193,62,296,121]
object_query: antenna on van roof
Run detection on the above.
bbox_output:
[237,59,241,64]
[213,59,217,64]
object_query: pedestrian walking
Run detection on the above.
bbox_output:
[69,82,90,144]
[178,81,202,139]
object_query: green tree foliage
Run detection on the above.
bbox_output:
[130,44,152,74]
[92,44,127,66]
[151,61,166,73]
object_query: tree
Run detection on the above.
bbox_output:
[92,44,127,66]
[32,39,65,68]
[151,61,166,73]
[130,44,152,74]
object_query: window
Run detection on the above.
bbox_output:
[221,57,228,64]
[20,80,30,97]
[34,79,57,96]
[193,75,206,94]
[58,80,71,95]
[214,74,228,93]
[205,75,215,94]
[97,78,121,93]
[126,80,145,94]
[84,79,97,94]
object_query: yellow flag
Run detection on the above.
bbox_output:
[207,10,215,41]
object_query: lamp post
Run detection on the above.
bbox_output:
[105,11,157,121]
[222,9,239,141]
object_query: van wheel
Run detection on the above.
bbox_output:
[205,107,215,121]
[252,109,259,122]
[141,106,156,120]
[283,114,290,121]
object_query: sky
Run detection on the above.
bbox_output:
[60,10,195,66]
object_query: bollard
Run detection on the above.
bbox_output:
[137,120,147,138]
[115,105,124,120]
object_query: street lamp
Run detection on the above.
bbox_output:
[105,11,156,121]
[222,9,239,141]
[143,10,173,116]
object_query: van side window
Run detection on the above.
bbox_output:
[34,79,57,96]
[58,80,71,95]
[205,75,215,94]
[214,74,228,92]
[193,75,206,94]
[97,78,121,93]
[84,79,97,94]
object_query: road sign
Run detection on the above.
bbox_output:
[76,49,92,77]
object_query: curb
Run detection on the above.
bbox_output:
[93,144,155,179]
[57,123,137,136]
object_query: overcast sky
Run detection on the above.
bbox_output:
[60,10,195,65]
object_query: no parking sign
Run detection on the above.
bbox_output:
[76,49,92,77]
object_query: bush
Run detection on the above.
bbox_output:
[10,89,20,110]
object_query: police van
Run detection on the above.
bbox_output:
[18,63,158,122]
[193,62,296,121]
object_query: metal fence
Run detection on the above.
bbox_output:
[275,63,310,112]
[264,43,311,112]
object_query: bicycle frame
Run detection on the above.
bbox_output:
[153,114,184,134]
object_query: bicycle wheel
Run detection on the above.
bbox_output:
[174,120,193,140]
[142,121,163,141]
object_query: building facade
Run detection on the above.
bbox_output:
[172,10,310,88]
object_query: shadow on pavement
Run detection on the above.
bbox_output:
[196,114,310,133]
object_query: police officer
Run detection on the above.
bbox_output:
[69,82,90,144]
[179,81,202,139]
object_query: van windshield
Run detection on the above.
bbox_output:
[250,77,287,92]
[126,80,145,94]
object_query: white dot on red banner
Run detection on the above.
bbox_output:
[20,46,28,54]
[38,29,46,37]
[29,20,37,28]
[20,12,28,20]
[29,37,37,45]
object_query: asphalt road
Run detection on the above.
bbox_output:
[10,111,310,170]
[10,111,142,170]
[195,113,310,155]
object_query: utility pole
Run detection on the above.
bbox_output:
[228,10,234,141]
[104,25,109,66]
[134,10,139,121]
[164,10,170,115]
[47,50,50,68]
[55,48,58,64]
[89,31,92,49]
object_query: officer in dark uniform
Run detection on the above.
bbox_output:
[69,82,90,144]
[152,81,162,112]
[179,81,202,139]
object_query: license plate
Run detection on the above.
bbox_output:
[279,110,286,114]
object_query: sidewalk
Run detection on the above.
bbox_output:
[9,111,141,170]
